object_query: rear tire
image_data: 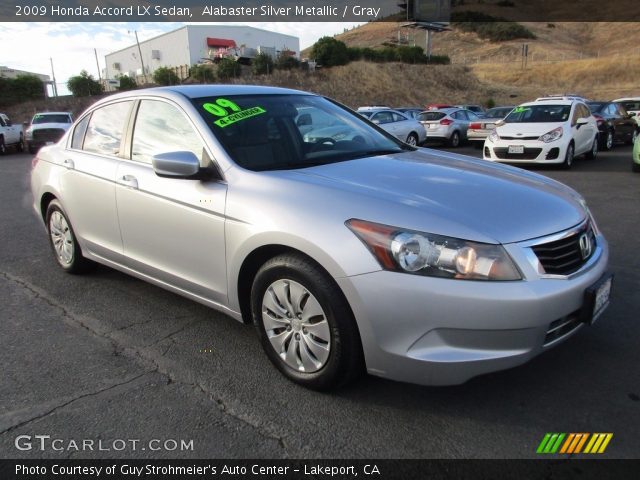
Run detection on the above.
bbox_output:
[405,132,418,146]
[251,253,364,390]
[448,131,461,148]
[0,136,6,155]
[601,130,613,150]
[633,162,640,173]
[45,199,95,274]
[629,129,639,145]
[17,134,24,152]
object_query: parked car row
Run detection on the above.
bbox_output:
[0,111,73,155]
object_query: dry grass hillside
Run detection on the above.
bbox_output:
[229,61,516,107]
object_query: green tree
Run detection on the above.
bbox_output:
[67,70,103,97]
[190,64,216,83]
[152,66,179,86]
[311,37,349,67]
[217,58,241,81]
[252,53,274,75]
[116,75,137,91]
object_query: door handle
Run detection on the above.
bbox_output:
[118,174,138,189]
[62,159,74,169]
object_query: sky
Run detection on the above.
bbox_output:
[0,22,362,95]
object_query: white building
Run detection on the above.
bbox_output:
[104,25,300,86]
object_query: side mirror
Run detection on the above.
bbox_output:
[628,112,636,118]
[576,117,589,126]
[495,119,505,126]
[152,151,201,179]
[372,119,380,124]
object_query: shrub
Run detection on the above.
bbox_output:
[276,55,300,70]
[311,37,349,67]
[496,0,515,6]
[0,75,45,106]
[217,58,241,80]
[116,75,137,91]
[190,64,216,83]
[252,53,274,75]
[67,70,103,97]
[428,55,451,65]
[152,66,180,86]
[451,11,536,42]
[486,98,496,109]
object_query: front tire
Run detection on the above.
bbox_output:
[562,143,574,169]
[629,129,639,145]
[251,253,363,390]
[17,133,24,152]
[585,137,598,160]
[45,200,94,273]
[0,136,6,155]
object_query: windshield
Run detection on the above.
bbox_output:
[619,101,640,111]
[32,114,71,124]
[193,94,410,171]
[504,105,571,123]
[485,107,513,118]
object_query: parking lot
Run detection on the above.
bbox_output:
[0,145,638,459]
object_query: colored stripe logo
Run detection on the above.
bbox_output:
[537,433,613,454]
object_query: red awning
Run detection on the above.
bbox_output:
[207,37,237,48]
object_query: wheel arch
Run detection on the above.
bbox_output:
[235,244,354,326]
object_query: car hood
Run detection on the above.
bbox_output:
[289,149,585,244]
[496,123,561,137]
[29,123,71,131]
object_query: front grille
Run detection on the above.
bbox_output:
[531,224,596,275]
[33,128,65,143]
[544,310,581,346]
[493,147,542,160]
[499,136,539,141]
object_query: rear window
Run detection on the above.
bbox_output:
[418,112,446,121]
[587,103,606,113]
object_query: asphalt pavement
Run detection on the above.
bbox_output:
[0,145,638,459]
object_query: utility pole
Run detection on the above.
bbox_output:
[94,48,102,83]
[49,57,58,97]
[129,30,148,84]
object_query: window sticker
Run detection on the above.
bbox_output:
[202,98,266,128]
[513,106,529,113]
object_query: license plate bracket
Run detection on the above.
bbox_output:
[580,273,613,325]
[508,145,525,154]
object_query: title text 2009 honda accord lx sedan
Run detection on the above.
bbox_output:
[31,86,612,389]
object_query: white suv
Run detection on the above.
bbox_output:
[483,97,598,169]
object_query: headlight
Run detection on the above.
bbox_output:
[488,130,499,143]
[538,126,563,143]
[346,219,522,281]
[25,128,33,140]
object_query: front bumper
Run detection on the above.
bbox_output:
[483,139,567,164]
[336,233,609,386]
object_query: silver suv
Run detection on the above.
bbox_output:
[418,108,482,147]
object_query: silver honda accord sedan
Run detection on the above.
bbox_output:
[31,85,612,389]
